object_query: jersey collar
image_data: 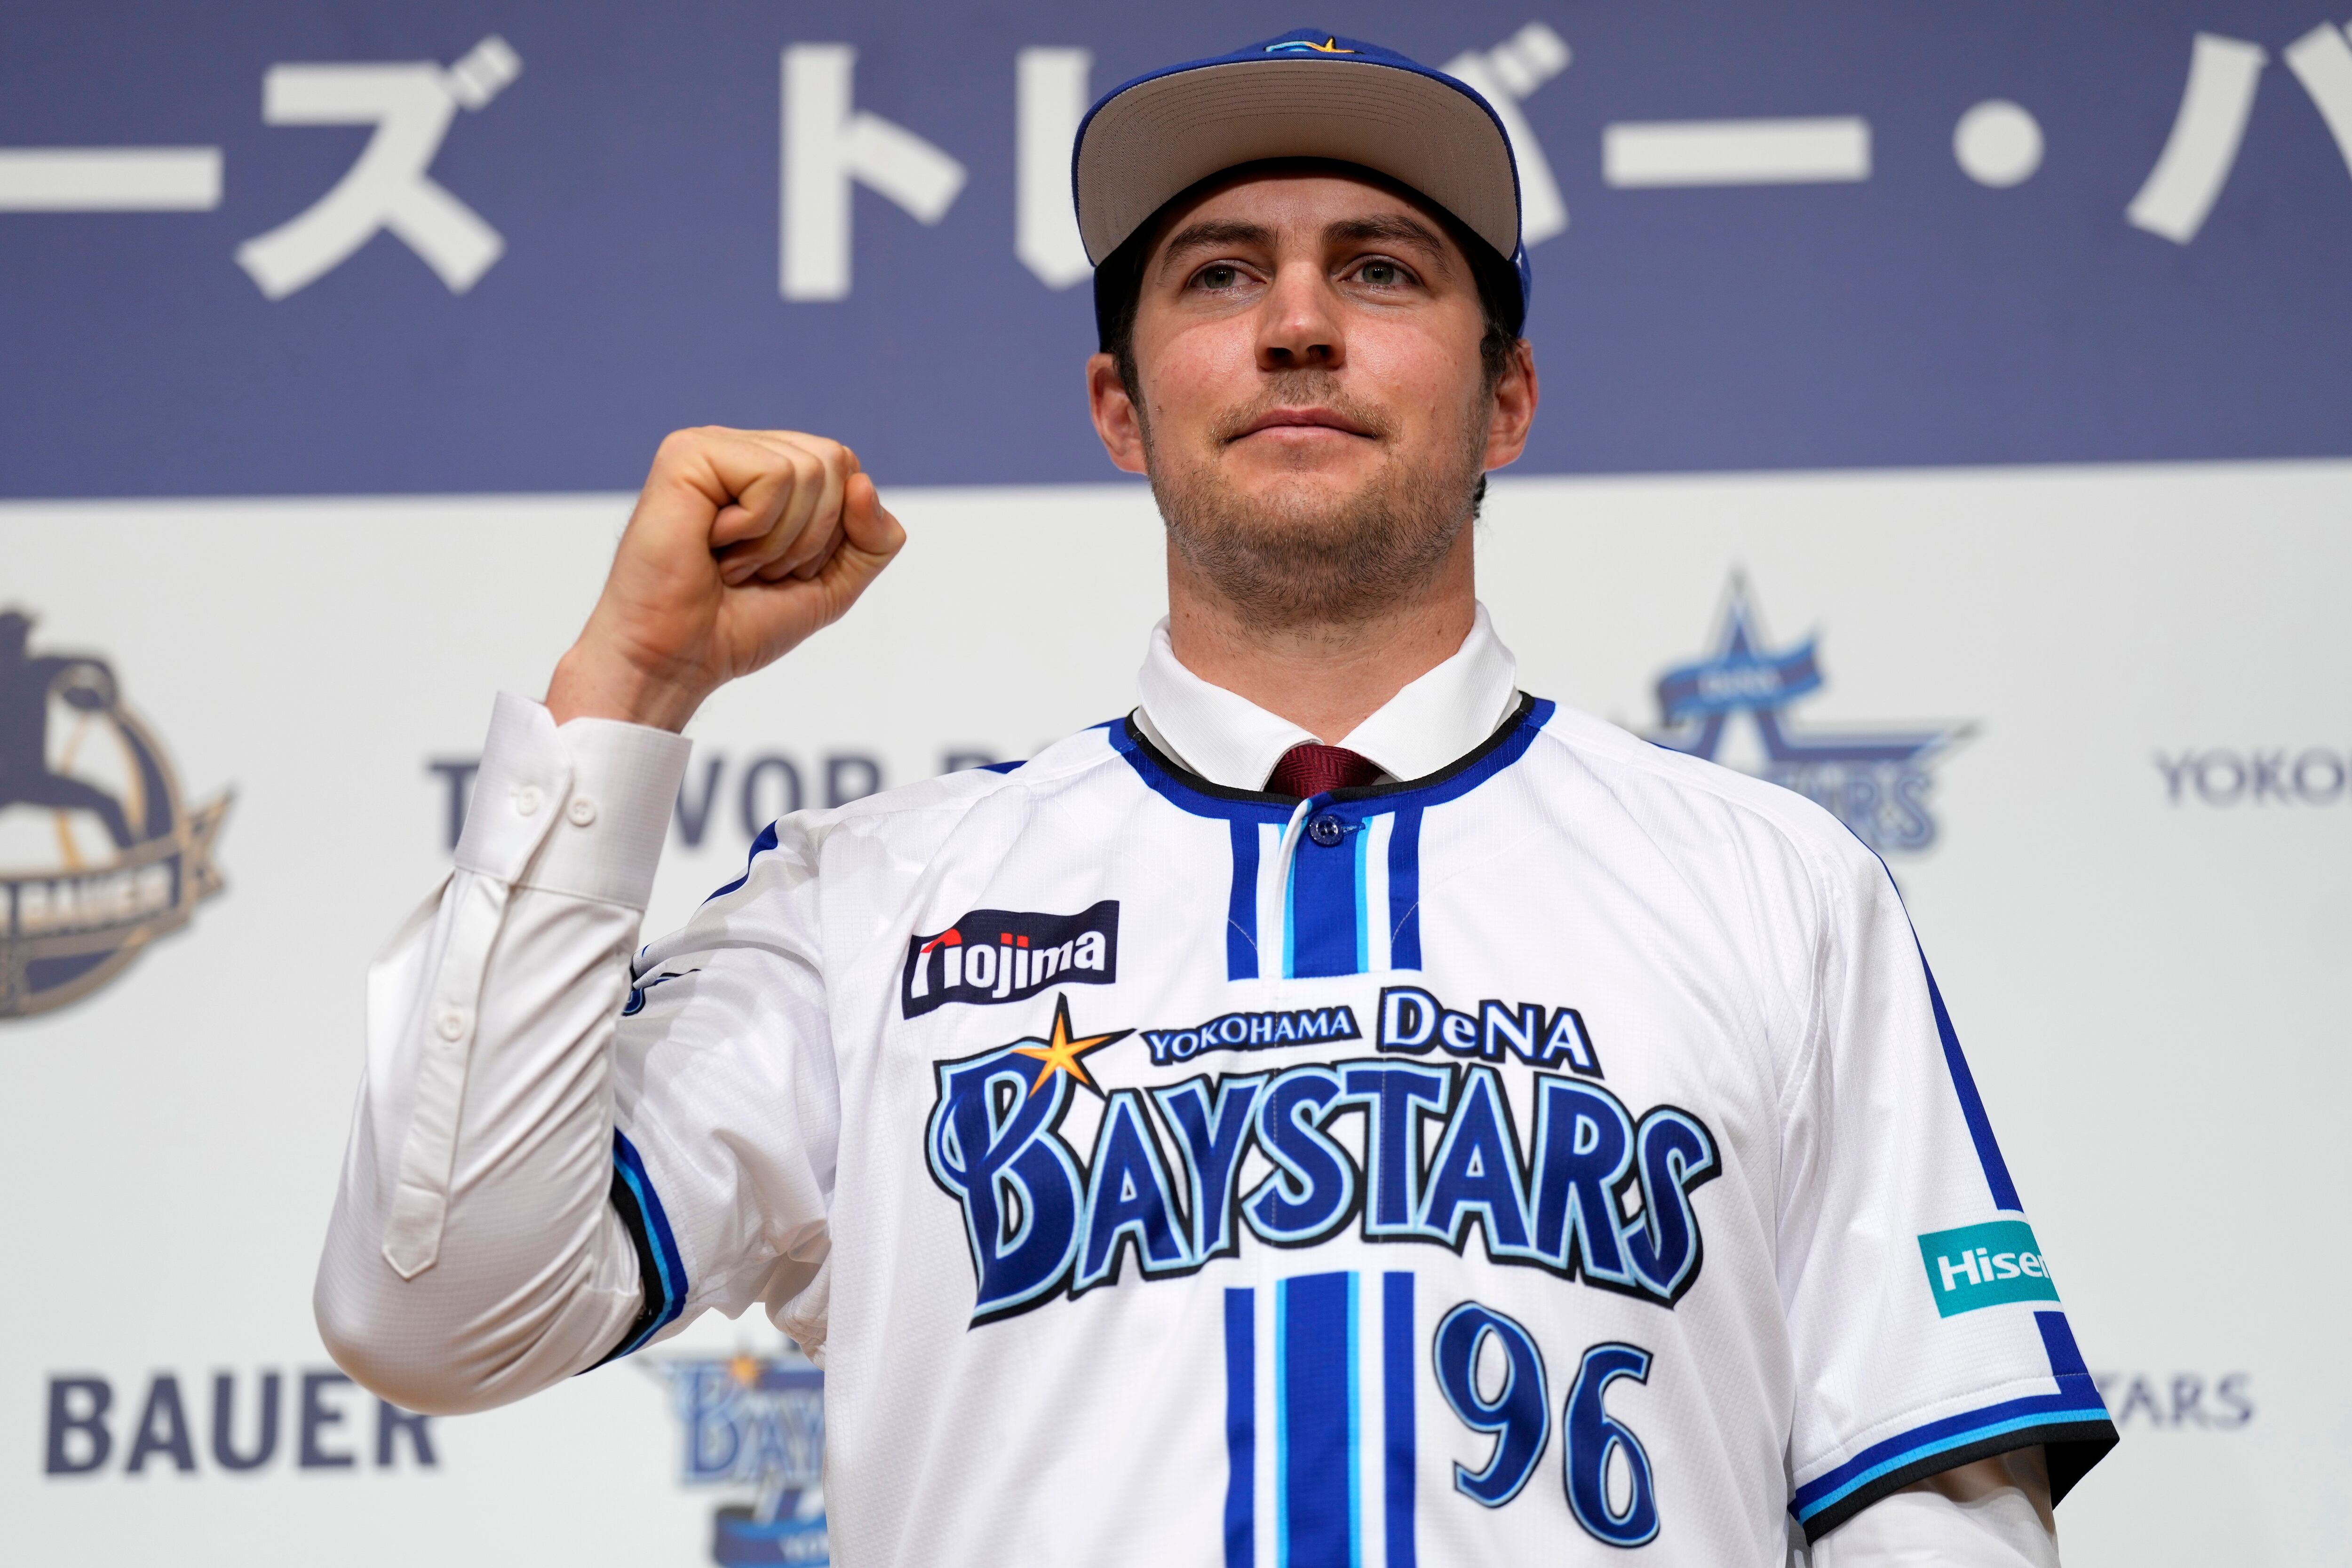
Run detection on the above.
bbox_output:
[1131,602,1522,791]
[1114,690,1552,824]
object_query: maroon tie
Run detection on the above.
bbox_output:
[1265,743,1384,799]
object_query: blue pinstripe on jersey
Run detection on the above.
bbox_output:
[1224,1272,1415,1568]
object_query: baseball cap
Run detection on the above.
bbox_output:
[1073,29,1533,333]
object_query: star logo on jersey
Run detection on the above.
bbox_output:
[1647,578,1970,855]
[1010,994,1128,1098]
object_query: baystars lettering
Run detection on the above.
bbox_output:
[925,1006,1717,1325]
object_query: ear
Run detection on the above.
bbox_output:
[1087,352,1150,475]
[1481,340,1539,471]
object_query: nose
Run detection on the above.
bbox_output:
[1254,260,1345,372]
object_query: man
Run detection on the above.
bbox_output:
[319,31,2114,1566]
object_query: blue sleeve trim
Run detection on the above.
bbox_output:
[591,1129,690,1367]
[1790,1384,2117,1539]
[701,819,780,906]
[1915,943,2023,1212]
[2036,1310,2089,1378]
[975,759,1026,774]
[1855,846,2025,1214]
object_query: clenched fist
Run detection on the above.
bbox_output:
[546,428,906,730]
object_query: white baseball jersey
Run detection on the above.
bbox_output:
[318,615,2112,1567]
[603,711,2110,1561]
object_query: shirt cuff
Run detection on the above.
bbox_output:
[454,691,691,909]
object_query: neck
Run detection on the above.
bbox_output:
[1163,528,1477,742]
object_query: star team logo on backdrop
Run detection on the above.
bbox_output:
[1647,579,1969,856]
[651,1348,829,1566]
[0,611,230,1018]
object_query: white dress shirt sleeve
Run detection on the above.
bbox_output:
[314,692,692,1415]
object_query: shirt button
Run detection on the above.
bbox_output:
[1307,813,1346,847]
[435,1007,470,1042]
[513,784,544,817]
[567,796,598,827]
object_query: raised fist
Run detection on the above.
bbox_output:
[547,428,906,730]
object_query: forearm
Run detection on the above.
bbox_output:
[315,695,690,1414]
[1807,1449,2058,1568]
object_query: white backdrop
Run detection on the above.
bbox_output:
[4,461,2345,1562]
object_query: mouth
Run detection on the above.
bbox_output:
[1228,406,1379,443]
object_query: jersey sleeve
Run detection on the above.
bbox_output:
[1777,841,2116,1543]
[596,817,843,1362]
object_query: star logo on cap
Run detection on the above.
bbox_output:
[1009,995,1130,1098]
[1264,37,1357,55]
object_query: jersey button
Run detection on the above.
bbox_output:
[1306,812,1346,847]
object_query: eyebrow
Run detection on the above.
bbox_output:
[1154,219,1276,277]
[1323,214,1452,270]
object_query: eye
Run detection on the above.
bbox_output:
[1350,256,1422,290]
[1194,263,1242,291]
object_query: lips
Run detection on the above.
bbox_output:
[1230,406,1378,440]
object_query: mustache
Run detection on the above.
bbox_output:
[1209,374,1396,444]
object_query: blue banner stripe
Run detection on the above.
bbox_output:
[1790,1390,2115,1522]
[1656,641,1823,723]
[1225,1288,1256,1568]
[1279,1273,1359,1568]
[1383,1273,1416,1568]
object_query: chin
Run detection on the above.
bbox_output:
[1241,477,1381,531]
[1239,452,1367,485]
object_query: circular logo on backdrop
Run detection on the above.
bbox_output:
[0,610,230,1018]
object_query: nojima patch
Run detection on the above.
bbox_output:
[1917,1219,2061,1317]
[901,901,1118,1017]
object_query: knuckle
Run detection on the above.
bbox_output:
[656,426,714,462]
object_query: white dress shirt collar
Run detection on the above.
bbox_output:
[1131,603,1521,792]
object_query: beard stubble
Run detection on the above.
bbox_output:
[1144,372,1490,631]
